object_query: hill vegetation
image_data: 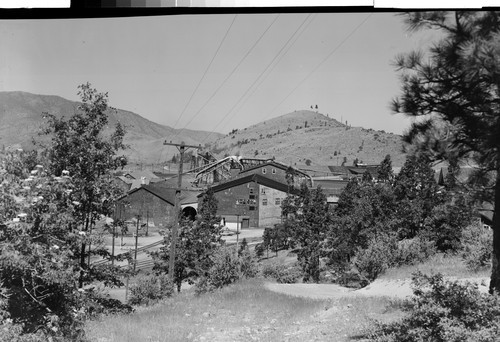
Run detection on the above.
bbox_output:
[0,91,223,165]
[1,92,405,169]
[209,110,406,168]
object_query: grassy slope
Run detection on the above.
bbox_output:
[0,91,223,164]
[85,253,491,342]
[85,279,400,342]
[210,110,406,168]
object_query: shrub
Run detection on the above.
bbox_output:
[369,272,500,342]
[354,233,398,281]
[128,273,173,306]
[461,222,492,271]
[195,247,240,294]
[81,288,133,317]
[254,243,265,258]
[393,236,437,267]
[239,249,259,279]
[334,269,370,289]
[261,261,301,284]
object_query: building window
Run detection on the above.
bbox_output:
[272,168,276,174]
[248,199,257,205]
[249,206,256,211]
[262,198,268,205]
[262,168,267,174]
[249,194,255,200]
[249,187,254,194]
[275,198,281,205]
[261,188,266,194]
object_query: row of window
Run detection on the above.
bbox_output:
[262,198,282,206]
[262,168,277,175]
[236,198,257,205]
[236,198,283,206]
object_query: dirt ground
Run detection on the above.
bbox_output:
[265,276,491,300]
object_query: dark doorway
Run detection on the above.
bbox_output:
[182,206,197,221]
[241,218,250,228]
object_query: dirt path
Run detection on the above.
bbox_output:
[265,276,491,300]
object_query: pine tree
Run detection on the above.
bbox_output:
[283,184,330,282]
[393,155,441,239]
[152,187,222,292]
[377,154,394,183]
[392,11,500,293]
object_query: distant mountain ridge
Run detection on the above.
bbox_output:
[0,91,223,164]
[0,92,406,169]
[209,110,406,168]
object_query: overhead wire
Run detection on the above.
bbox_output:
[265,13,373,118]
[274,14,373,169]
[205,13,372,169]
[168,14,281,144]
[171,14,238,131]
[205,13,316,137]
[158,15,237,166]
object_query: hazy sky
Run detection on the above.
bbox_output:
[0,12,438,135]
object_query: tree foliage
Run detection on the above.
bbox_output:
[393,154,442,239]
[0,152,130,340]
[152,188,222,292]
[391,11,500,293]
[0,84,131,340]
[327,176,399,269]
[39,82,128,287]
[326,154,466,277]
[282,183,330,282]
[377,154,394,183]
[370,272,500,342]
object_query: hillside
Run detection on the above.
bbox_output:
[0,91,223,164]
[209,110,406,168]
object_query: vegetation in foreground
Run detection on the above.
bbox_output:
[0,83,132,341]
[85,278,401,342]
[369,273,500,342]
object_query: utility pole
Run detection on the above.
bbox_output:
[163,140,202,284]
[134,214,140,272]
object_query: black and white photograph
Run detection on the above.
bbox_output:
[1,5,500,341]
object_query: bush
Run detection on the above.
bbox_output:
[393,236,437,267]
[334,269,370,289]
[195,247,240,294]
[239,249,259,279]
[261,261,301,284]
[81,288,133,317]
[354,233,398,281]
[461,222,492,271]
[128,273,173,306]
[369,272,500,342]
[254,243,265,258]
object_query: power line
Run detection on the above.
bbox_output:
[210,14,317,136]
[206,14,372,169]
[266,13,372,118]
[169,14,281,143]
[258,14,373,169]
[171,14,238,131]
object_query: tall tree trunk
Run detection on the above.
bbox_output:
[490,164,500,294]
[79,208,91,288]
[79,242,86,288]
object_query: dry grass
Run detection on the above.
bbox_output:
[85,278,401,342]
[380,252,491,281]
[87,253,486,341]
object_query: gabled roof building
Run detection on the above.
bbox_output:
[200,173,300,229]
[117,184,200,227]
